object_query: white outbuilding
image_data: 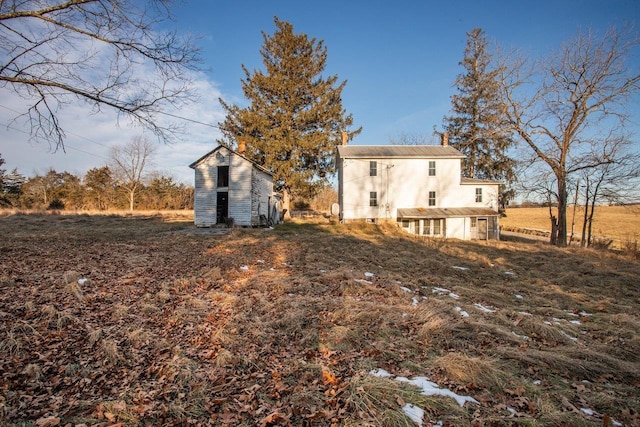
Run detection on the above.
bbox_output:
[189,144,279,227]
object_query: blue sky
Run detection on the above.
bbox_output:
[1,0,638,183]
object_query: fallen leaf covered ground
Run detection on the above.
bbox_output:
[0,212,639,426]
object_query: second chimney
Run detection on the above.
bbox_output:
[238,140,246,155]
[341,131,348,146]
[440,132,449,147]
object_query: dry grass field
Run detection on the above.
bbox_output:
[1,212,639,426]
[501,205,640,248]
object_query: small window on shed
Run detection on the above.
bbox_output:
[217,166,229,187]
[370,161,377,176]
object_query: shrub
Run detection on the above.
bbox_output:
[292,200,311,210]
[47,199,65,210]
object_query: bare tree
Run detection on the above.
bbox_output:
[389,131,433,145]
[0,0,199,150]
[109,136,155,211]
[499,26,640,246]
[578,136,640,247]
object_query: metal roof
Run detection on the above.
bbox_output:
[460,177,502,185]
[397,207,499,219]
[336,145,464,159]
[189,145,273,176]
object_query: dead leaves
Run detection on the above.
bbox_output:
[1,214,640,425]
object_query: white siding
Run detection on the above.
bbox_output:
[251,168,274,226]
[340,156,463,220]
[337,149,501,240]
[228,153,252,226]
[192,147,274,228]
[193,151,228,227]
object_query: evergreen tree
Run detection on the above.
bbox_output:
[218,18,361,211]
[444,28,516,208]
[0,154,22,206]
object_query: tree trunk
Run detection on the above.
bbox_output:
[556,175,568,246]
[282,189,291,220]
[129,189,135,211]
[580,179,590,247]
[569,179,579,245]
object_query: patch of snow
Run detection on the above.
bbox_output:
[518,311,532,316]
[432,287,460,299]
[570,320,582,325]
[240,265,249,271]
[396,376,480,407]
[612,419,623,426]
[354,279,373,285]
[319,269,327,273]
[560,331,578,342]
[412,297,419,307]
[533,380,541,385]
[515,294,524,299]
[364,272,375,278]
[269,268,275,271]
[402,403,424,425]
[507,407,517,414]
[455,307,470,318]
[473,303,496,313]
[256,260,264,263]
[77,278,88,286]
[512,332,529,340]
[400,286,413,293]
[452,266,470,271]
[505,271,517,276]
[579,311,592,317]
[565,311,579,317]
[544,321,552,325]
[580,408,594,416]
[369,368,393,378]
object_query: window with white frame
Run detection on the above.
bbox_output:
[428,191,436,206]
[475,188,483,202]
[423,219,444,236]
[428,161,436,176]
[370,191,378,207]
[370,161,377,176]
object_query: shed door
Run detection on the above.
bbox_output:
[216,192,228,224]
[477,218,488,240]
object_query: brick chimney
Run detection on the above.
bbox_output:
[238,140,246,155]
[440,132,449,147]
[341,131,348,146]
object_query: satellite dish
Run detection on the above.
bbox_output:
[331,203,340,216]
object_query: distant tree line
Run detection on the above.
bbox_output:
[0,154,193,211]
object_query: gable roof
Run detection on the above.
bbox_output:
[337,145,464,159]
[189,145,273,176]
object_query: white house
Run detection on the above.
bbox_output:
[189,144,279,227]
[336,137,501,240]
